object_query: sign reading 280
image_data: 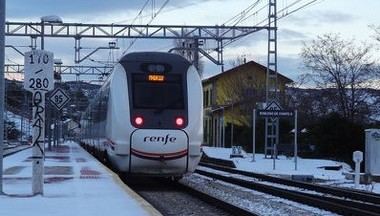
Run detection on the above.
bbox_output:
[24,50,54,92]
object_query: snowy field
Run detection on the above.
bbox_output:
[202,147,380,194]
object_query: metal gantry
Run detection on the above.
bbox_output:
[5,22,265,39]
[4,64,113,76]
[5,21,267,74]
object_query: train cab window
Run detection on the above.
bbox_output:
[132,74,184,110]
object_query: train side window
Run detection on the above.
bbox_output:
[98,85,109,122]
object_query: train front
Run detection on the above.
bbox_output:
[121,52,203,177]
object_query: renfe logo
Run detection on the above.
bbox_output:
[144,134,177,145]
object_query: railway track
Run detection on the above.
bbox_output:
[3,144,31,157]
[197,162,380,216]
[123,176,258,216]
[86,144,334,215]
[85,144,259,215]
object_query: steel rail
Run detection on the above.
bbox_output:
[196,167,380,216]
[176,182,259,216]
[199,162,380,205]
[3,145,31,157]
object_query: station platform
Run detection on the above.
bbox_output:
[0,141,161,216]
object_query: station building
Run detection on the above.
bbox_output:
[202,61,293,149]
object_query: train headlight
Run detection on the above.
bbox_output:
[175,117,184,127]
[147,64,165,73]
[134,116,144,126]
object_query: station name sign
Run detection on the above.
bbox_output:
[257,109,294,118]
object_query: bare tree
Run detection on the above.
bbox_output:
[370,25,380,88]
[371,25,380,42]
[301,33,376,122]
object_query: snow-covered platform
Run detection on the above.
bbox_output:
[0,141,161,216]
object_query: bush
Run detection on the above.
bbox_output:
[309,113,364,162]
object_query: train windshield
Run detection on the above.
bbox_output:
[132,74,184,110]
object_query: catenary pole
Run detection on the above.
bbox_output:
[0,0,6,195]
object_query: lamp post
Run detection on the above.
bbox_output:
[40,15,63,50]
[40,15,62,149]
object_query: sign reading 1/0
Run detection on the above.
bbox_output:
[24,50,54,92]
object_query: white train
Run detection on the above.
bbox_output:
[79,52,203,178]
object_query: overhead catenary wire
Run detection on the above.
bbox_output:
[229,0,307,28]
[113,0,212,25]
[194,0,324,65]
[222,0,265,26]
[65,0,323,67]
[114,0,216,57]
[223,0,324,48]
[122,0,170,55]
[131,0,151,25]
[254,0,314,26]
[278,0,322,20]
[116,0,151,54]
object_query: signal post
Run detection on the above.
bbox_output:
[24,49,54,195]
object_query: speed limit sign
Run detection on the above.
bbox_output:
[24,49,54,92]
[49,87,71,110]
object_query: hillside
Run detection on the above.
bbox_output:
[5,79,101,119]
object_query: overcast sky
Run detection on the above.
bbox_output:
[5,0,380,81]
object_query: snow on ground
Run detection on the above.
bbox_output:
[0,141,160,216]
[181,173,337,216]
[202,146,380,194]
